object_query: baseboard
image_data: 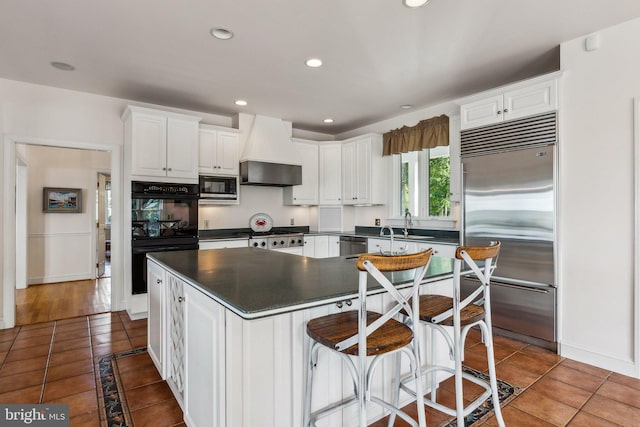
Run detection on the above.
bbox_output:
[560,341,638,378]
[127,293,148,320]
[29,273,93,285]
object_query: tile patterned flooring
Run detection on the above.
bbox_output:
[0,311,183,427]
[1,312,640,426]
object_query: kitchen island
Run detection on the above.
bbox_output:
[147,248,455,427]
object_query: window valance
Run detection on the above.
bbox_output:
[382,114,449,156]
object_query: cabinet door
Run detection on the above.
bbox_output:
[354,139,371,204]
[167,273,186,405]
[328,236,340,257]
[314,235,329,259]
[199,240,248,250]
[284,143,318,205]
[184,285,226,427]
[147,260,166,377]
[319,144,342,204]
[367,238,390,254]
[216,131,240,175]
[167,118,199,180]
[131,113,167,177]
[460,94,504,130]
[341,143,357,205]
[417,242,456,258]
[503,79,557,122]
[198,128,217,174]
[303,235,316,257]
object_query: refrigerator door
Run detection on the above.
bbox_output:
[463,146,555,287]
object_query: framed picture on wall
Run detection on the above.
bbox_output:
[43,187,83,213]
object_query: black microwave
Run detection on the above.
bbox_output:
[199,175,238,202]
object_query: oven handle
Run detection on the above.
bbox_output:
[132,245,198,254]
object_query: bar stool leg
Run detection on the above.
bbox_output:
[387,353,402,427]
[304,340,319,427]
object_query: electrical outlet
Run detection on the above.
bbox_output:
[204,219,210,228]
[290,218,295,226]
[375,218,380,226]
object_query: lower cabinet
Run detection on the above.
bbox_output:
[304,235,340,258]
[199,239,248,250]
[184,284,226,427]
[166,273,186,406]
[147,259,166,376]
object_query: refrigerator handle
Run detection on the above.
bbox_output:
[460,161,465,246]
[465,276,551,293]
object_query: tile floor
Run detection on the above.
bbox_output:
[0,311,183,427]
[1,313,639,426]
[371,328,640,426]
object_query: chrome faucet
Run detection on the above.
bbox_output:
[380,225,395,253]
[403,210,413,238]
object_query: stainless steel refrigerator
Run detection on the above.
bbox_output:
[461,112,557,350]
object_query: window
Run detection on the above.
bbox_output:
[399,146,450,217]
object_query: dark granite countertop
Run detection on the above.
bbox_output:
[148,248,454,320]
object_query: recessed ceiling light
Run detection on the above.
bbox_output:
[403,0,430,7]
[400,104,414,109]
[235,100,247,106]
[323,118,334,124]
[50,61,75,71]
[305,58,323,68]
[210,28,234,40]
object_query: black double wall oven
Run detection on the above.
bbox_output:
[131,181,199,294]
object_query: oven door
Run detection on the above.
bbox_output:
[132,243,199,294]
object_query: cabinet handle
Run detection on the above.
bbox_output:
[168,168,173,171]
[345,300,352,306]
[156,279,162,284]
[496,110,502,115]
[503,108,508,113]
[162,167,167,171]
[336,301,343,309]
[178,296,185,303]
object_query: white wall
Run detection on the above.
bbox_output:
[24,145,110,284]
[559,17,640,376]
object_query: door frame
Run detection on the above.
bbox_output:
[3,135,123,329]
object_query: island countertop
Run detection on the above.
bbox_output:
[148,247,454,319]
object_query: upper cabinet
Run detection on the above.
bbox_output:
[123,106,201,183]
[459,74,559,130]
[318,143,342,205]
[342,134,386,205]
[283,140,319,205]
[199,125,240,176]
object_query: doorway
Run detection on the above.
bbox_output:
[2,136,123,329]
[96,172,112,278]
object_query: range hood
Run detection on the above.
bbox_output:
[239,115,302,187]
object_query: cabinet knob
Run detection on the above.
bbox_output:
[178,296,185,303]
[336,301,343,309]
[156,279,162,284]
[503,108,508,113]
[345,300,352,306]
[496,110,502,115]
[168,168,173,171]
[162,167,167,171]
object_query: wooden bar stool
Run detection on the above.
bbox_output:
[393,242,505,427]
[303,250,433,427]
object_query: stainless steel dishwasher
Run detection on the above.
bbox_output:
[339,236,367,256]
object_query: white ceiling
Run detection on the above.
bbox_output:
[2,0,640,134]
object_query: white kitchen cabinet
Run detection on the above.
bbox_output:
[184,283,226,427]
[313,235,329,258]
[417,242,457,258]
[147,259,166,378]
[198,125,240,176]
[328,235,340,257]
[318,143,342,205]
[124,106,201,182]
[303,235,316,258]
[166,272,186,407]
[199,239,248,250]
[460,76,558,130]
[367,237,390,254]
[341,134,386,205]
[283,141,319,205]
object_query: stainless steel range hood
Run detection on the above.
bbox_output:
[239,115,302,186]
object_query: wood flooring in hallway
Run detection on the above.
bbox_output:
[15,277,111,325]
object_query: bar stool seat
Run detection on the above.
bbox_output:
[306,311,413,356]
[414,294,485,326]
